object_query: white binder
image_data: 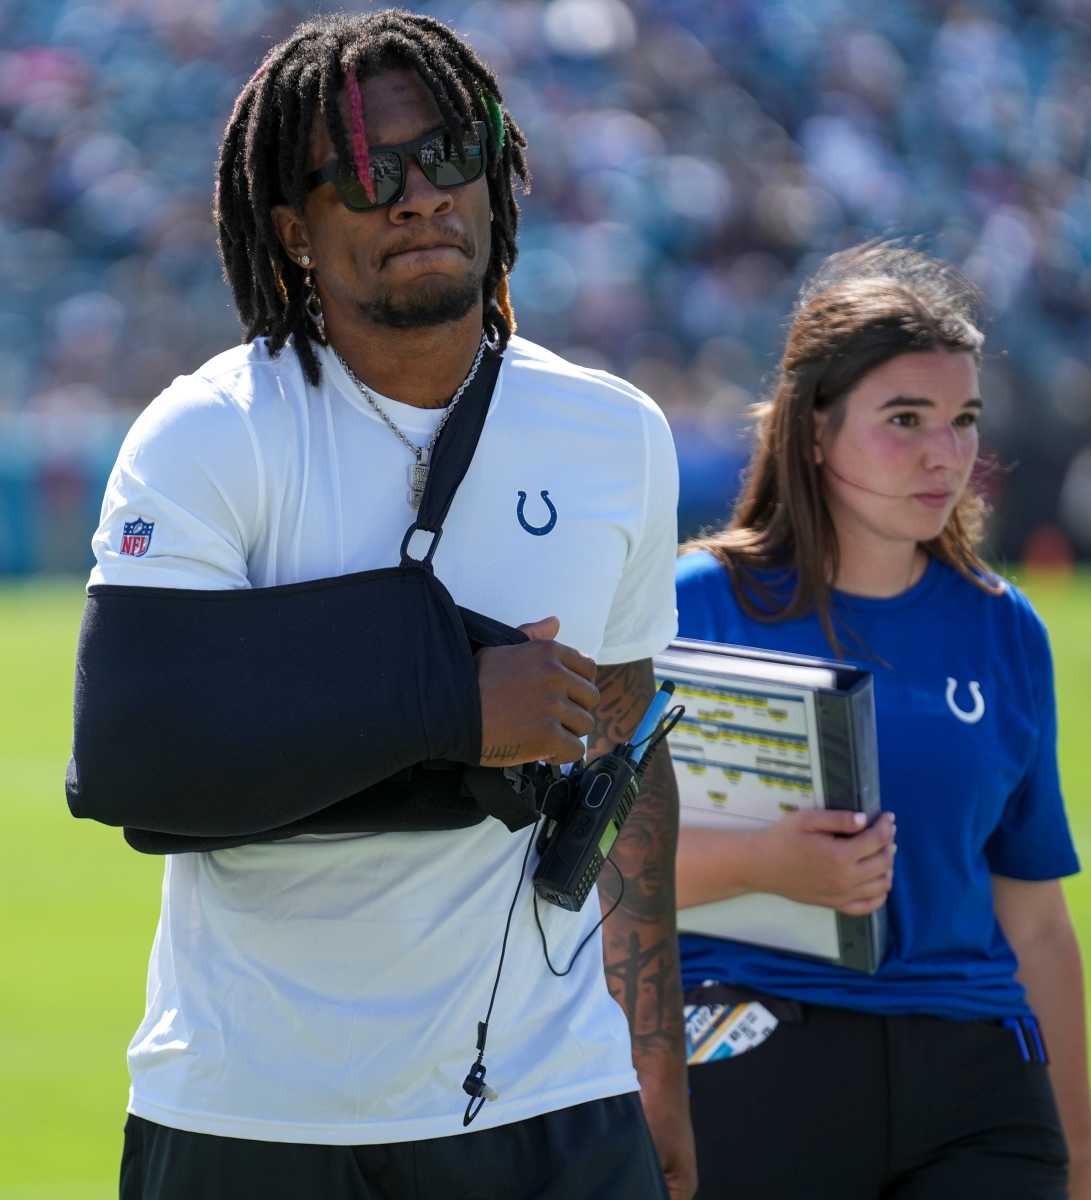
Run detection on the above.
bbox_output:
[655,637,886,973]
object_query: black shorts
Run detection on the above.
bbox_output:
[687,990,1068,1199]
[120,1092,668,1200]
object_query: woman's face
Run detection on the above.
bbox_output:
[814,349,981,553]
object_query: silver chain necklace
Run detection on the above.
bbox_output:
[334,332,489,509]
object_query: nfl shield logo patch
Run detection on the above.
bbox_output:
[120,518,154,558]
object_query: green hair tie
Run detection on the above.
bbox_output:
[484,94,505,153]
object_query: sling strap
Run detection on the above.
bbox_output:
[400,345,502,566]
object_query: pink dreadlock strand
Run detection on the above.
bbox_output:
[345,70,376,204]
[244,57,271,91]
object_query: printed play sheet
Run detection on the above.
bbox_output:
[656,664,828,829]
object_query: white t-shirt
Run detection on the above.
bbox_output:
[90,334,679,1145]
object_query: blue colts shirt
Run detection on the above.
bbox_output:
[675,551,1079,1020]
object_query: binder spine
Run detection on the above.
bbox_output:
[816,680,885,974]
[848,678,880,821]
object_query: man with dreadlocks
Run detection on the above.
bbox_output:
[69,10,695,1199]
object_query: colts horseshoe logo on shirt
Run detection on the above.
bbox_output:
[946,678,985,724]
[516,489,557,536]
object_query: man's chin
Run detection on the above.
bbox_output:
[358,275,482,331]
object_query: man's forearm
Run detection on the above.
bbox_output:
[591,661,686,1084]
[599,742,686,1081]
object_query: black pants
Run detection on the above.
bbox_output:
[120,1093,668,1200]
[688,997,1068,1199]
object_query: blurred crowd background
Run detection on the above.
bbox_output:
[2,0,1090,574]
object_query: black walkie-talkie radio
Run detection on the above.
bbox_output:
[532,682,681,911]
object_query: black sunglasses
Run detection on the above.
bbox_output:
[304,121,488,212]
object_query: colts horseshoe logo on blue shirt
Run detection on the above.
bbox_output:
[946,678,985,724]
[517,490,557,536]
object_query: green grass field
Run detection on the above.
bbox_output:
[2,573,1090,1197]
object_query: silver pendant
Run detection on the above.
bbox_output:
[409,451,429,509]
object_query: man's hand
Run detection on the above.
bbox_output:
[475,617,599,767]
[640,1068,698,1200]
[754,810,896,915]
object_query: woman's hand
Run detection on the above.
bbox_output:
[751,810,896,914]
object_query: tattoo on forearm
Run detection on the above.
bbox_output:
[602,928,681,1056]
[593,660,685,1065]
[589,660,654,755]
[599,743,676,922]
[480,743,522,761]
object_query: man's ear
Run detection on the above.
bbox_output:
[271,204,312,267]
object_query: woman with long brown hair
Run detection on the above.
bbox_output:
[675,243,1089,1199]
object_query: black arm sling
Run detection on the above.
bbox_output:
[66,346,540,853]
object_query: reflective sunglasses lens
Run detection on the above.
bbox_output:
[338,151,402,211]
[419,130,485,188]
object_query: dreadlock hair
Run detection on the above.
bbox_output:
[214,9,530,386]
